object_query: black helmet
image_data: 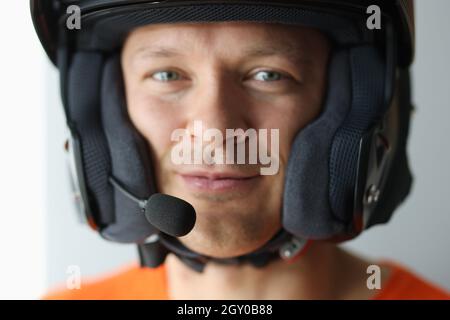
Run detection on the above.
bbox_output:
[32,0,415,66]
[30,0,415,272]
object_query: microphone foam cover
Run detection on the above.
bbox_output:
[144,193,196,237]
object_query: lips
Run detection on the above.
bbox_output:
[177,171,260,192]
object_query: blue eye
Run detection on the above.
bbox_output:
[151,70,181,82]
[253,70,284,82]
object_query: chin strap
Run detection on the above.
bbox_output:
[137,230,311,273]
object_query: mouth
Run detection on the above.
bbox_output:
[176,171,261,192]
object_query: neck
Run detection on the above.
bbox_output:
[165,242,381,299]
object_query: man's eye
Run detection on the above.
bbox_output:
[150,70,181,82]
[252,70,285,82]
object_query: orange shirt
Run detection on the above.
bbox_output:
[43,261,450,300]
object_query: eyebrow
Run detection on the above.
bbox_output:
[243,44,299,58]
[134,46,182,59]
[132,43,311,65]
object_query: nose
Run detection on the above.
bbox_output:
[185,72,251,141]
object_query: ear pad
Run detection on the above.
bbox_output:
[67,53,115,225]
[329,46,387,222]
[99,55,158,243]
[67,52,159,243]
[283,46,386,239]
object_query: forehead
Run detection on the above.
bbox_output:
[122,21,327,56]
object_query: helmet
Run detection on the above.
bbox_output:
[31,0,415,272]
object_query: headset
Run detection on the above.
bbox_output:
[31,0,415,272]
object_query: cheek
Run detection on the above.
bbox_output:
[126,89,183,158]
[251,95,323,162]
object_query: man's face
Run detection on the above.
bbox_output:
[122,22,330,258]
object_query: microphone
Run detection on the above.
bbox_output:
[144,193,196,237]
[108,177,196,237]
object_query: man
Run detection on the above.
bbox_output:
[31,0,449,299]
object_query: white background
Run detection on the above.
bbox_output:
[0,1,449,299]
[0,1,47,299]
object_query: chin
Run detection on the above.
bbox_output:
[158,174,283,258]
[179,219,281,259]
